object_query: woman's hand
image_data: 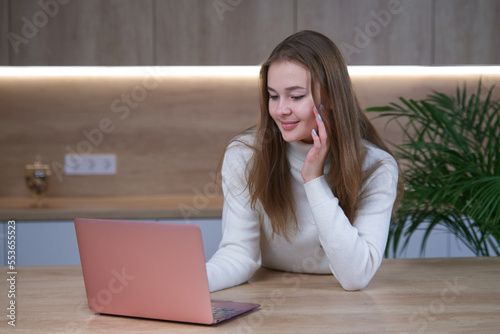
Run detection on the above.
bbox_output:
[301,105,329,183]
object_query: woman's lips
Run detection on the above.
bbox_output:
[280,121,299,130]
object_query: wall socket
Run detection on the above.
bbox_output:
[64,154,116,175]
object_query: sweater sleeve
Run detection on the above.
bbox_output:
[205,142,261,292]
[304,157,399,291]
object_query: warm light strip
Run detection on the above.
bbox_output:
[0,66,260,77]
[347,66,500,76]
[0,66,499,77]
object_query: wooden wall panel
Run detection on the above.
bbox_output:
[155,0,294,65]
[0,1,8,64]
[435,0,500,65]
[0,72,259,198]
[2,71,498,199]
[297,0,433,65]
[9,0,154,65]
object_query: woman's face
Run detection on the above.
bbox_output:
[267,61,317,144]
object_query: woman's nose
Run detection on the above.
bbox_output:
[276,101,291,116]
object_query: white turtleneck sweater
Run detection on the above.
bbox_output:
[206,133,399,292]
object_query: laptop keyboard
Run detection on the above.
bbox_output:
[212,307,241,319]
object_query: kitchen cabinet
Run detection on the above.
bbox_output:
[2,220,80,266]
[8,0,154,65]
[1,218,476,266]
[1,218,222,266]
[3,0,499,66]
[0,1,7,65]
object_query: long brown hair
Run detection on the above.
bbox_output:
[231,30,402,237]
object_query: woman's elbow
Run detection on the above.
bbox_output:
[337,275,372,291]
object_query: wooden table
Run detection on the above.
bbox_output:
[1,257,499,333]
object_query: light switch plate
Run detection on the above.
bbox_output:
[64,154,116,175]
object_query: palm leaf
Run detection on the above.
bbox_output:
[367,81,500,257]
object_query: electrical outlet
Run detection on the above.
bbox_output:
[64,154,116,175]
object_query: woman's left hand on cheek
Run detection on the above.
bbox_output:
[301,105,329,183]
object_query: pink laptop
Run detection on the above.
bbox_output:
[74,218,260,325]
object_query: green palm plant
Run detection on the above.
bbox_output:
[367,81,500,257]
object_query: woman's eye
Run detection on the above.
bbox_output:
[291,95,304,101]
[269,95,279,101]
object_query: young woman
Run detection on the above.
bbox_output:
[206,30,403,292]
